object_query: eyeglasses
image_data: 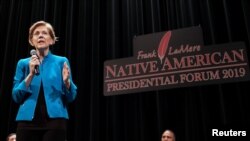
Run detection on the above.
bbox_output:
[32,31,49,37]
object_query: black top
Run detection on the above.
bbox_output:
[17,82,66,130]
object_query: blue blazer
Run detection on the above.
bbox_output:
[12,52,77,121]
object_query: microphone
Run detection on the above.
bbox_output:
[30,49,40,75]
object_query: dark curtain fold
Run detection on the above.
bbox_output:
[1,0,249,141]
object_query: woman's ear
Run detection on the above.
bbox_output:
[50,39,55,45]
[29,40,34,46]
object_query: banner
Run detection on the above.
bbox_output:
[104,26,250,96]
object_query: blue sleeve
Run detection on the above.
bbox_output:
[62,58,77,103]
[12,59,32,103]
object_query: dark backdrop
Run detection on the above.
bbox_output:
[0,0,250,141]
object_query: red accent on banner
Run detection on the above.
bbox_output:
[158,31,171,63]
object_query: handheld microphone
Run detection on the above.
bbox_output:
[30,49,40,75]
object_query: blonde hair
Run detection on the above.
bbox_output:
[28,20,58,46]
[6,133,16,141]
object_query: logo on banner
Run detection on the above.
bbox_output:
[103,26,250,96]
